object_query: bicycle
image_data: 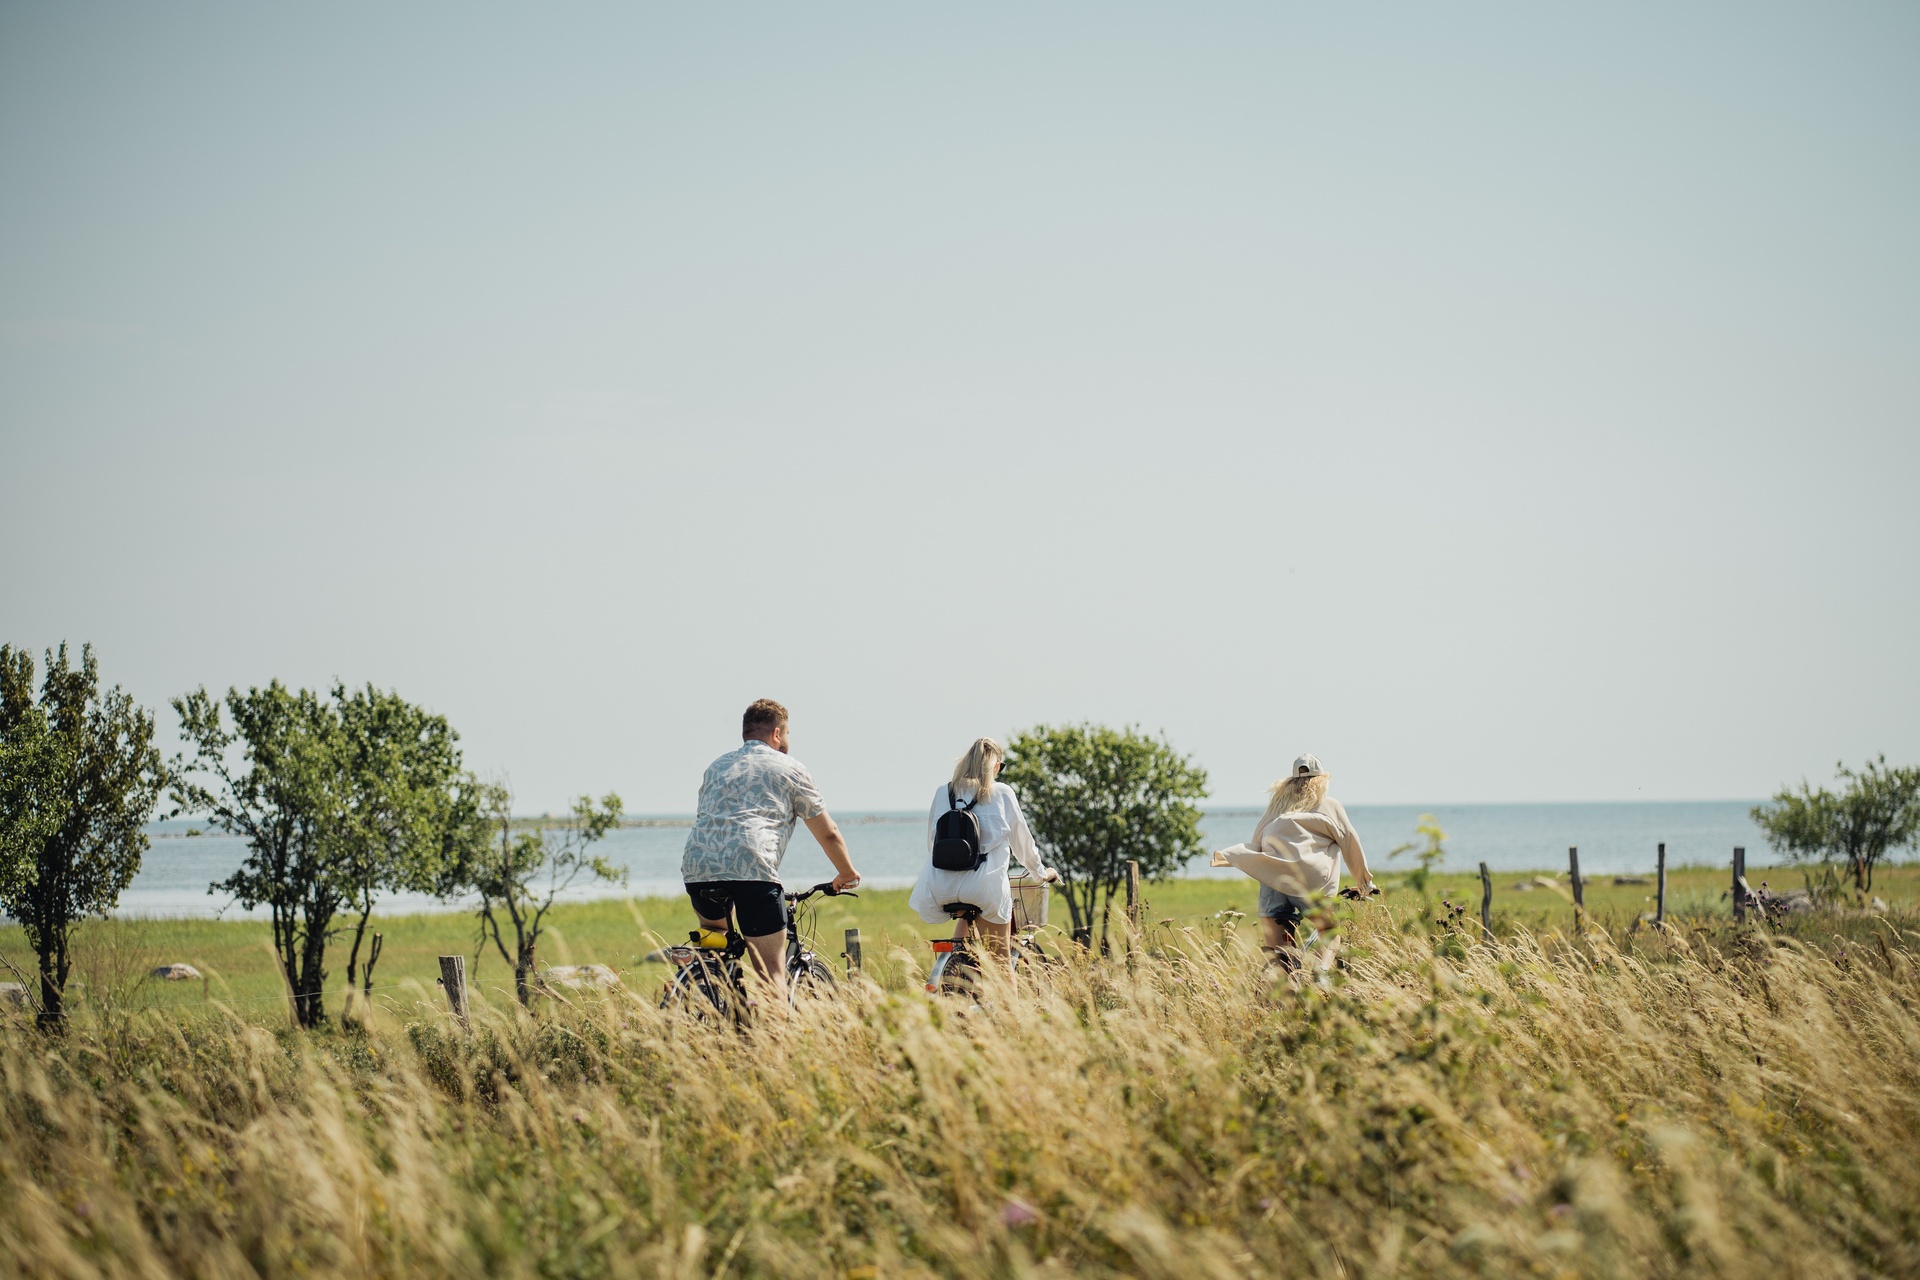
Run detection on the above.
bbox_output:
[659,881,853,1023]
[925,899,1059,996]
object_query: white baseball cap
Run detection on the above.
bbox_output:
[1291,753,1327,778]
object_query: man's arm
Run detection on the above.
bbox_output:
[804,812,860,891]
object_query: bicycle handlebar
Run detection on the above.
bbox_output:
[787,882,857,903]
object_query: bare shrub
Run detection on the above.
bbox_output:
[67,915,162,1027]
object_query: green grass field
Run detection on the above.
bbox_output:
[7,863,1915,1027]
[7,869,1920,1276]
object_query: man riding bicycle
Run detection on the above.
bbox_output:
[681,699,861,1001]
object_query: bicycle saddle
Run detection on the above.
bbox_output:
[940,901,985,919]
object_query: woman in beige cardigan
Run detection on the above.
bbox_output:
[1212,754,1378,952]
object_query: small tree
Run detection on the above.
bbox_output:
[0,644,165,1027]
[329,684,475,1024]
[172,682,340,1027]
[1753,756,1920,894]
[456,783,623,1004]
[173,681,476,1028]
[1001,724,1207,950]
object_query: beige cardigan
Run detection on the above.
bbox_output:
[1212,797,1372,899]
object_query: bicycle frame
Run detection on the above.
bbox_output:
[926,903,1051,993]
[662,882,853,1018]
[782,882,852,984]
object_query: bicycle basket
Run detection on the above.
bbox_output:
[1008,871,1050,930]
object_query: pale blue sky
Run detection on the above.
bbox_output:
[3,3,1916,812]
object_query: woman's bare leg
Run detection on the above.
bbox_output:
[976,920,1013,973]
[1259,915,1297,949]
[1259,914,1299,971]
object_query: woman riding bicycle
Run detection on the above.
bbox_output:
[908,737,1058,968]
[1212,753,1378,961]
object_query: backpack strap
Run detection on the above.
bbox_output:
[947,784,976,812]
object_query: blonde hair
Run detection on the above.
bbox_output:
[1257,772,1328,829]
[950,737,1004,803]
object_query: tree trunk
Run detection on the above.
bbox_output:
[362,933,383,1002]
[1097,877,1121,956]
[343,895,375,1024]
[271,905,305,1026]
[36,942,65,1030]
[29,878,70,1030]
[1060,880,1088,942]
[1065,879,1096,947]
[514,934,536,1005]
[294,905,331,1028]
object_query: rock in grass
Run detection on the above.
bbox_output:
[540,964,620,990]
[151,964,203,981]
[0,983,27,1009]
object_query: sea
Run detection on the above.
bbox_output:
[117,800,1780,919]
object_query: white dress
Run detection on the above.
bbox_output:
[908,781,1047,925]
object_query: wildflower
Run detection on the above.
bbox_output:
[1001,1198,1039,1228]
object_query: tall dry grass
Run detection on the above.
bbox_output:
[2,905,1917,1278]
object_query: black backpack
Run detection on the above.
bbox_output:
[930,786,987,871]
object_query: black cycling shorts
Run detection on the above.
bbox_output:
[686,880,787,938]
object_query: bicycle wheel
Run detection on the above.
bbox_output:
[1015,938,1061,973]
[660,958,741,1026]
[938,948,984,998]
[789,956,837,1003]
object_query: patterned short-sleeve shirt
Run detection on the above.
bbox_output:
[681,740,827,883]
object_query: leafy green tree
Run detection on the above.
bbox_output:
[329,684,476,1023]
[0,644,165,1027]
[455,782,624,1004]
[171,681,475,1027]
[1752,756,1920,894]
[1001,724,1208,950]
[0,656,74,917]
[172,682,338,1027]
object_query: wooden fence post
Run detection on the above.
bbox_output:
[1568,846,1584,925]
[438,955,470,1032]
[843,928,862,978]
[1124,860,1142,930]
[1478,861,1493,936]
[1655,843,1667,925]
[1732,846,1747,924]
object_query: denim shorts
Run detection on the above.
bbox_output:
[1257,884,1311,927]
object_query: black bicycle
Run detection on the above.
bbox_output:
[926,899,1058,997]
[659,881,851,1023]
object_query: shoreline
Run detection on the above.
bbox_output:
[50,859,1910,925]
